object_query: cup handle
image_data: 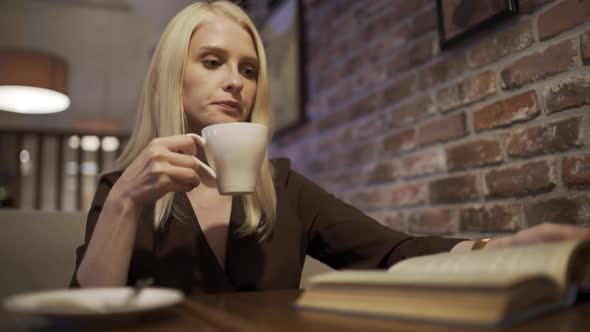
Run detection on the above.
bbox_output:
[186,133,217,179]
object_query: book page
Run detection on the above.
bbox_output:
[309,269,543,289]
[388,240,582,290]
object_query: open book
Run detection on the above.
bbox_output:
[295,239,590,327]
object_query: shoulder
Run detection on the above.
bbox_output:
[269,157,319,193]
[270,157,293,188]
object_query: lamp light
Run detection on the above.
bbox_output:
[0,49,70,114]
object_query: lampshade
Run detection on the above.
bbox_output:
[0,49,70,114]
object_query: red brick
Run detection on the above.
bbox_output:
[582,30,590,61]
[343,142,379,167]
[310,141,378,174]
[408,209,457,235]
[357,7,400,42]
[460,204,521,232]
[544,72,590,113]
[305,96,325,119]
[485,160,555,197]
[369,211,406,232]
[437,70,497,112]
[317,68,340,92]
[408,7,438,38]
[316,167,364,192]
[506,116,582,157]
[417,53,467,90]
[347,93,385,120]
[348,188,387,210]
[384,36,434,78]
[501,39,576,89]
[519,0,556,13]
[282,143,316,163]
[400,148,446,178]
[363,8,437,69]
[390,96,437,128]
[327,84,355,109]
[308,157,338,174]
[315,128,354,152]
[353,113,391,141]
[468,20,535,68]
[435,86,461,113]
[562,154,590,187]
[366,37,400,65]
[401,36,435,72]
[318,93,379,131]
[363,0,430,30]
[390,182,428,208]
[354,60,390,91]
[538,0,590,40]
[350,182,428,209]
[524,194,590,226]
[473,90,539,132]
[367,160,399,184]
[380,74,417,106]
[463,70,498,102]
[429,174,480,204]
[317,110,348,131]
[367,19,411,55]
[383,128,416,155]
[274,123,315,149]
[418,113,466,146]
[446,139,503,171]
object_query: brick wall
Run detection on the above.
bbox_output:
[269,0,590,237]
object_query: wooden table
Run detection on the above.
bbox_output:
[3,290,590,331]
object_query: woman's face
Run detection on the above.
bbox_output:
[183,14,258,132]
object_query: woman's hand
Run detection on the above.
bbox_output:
[452,223,590,252]
[110,135,208,208]
[488,223,590,249]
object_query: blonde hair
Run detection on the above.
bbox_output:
[111,0,276,238]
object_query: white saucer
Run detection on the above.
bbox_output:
[2,287,184,319]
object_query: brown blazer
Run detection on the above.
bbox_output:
[71,159,463,293]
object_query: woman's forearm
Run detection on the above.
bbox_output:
[75,192,141,287]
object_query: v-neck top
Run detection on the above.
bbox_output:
[70,158,463,294]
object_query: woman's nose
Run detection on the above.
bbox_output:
[222,68,243,93]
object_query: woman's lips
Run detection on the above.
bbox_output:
[212,102,241,116]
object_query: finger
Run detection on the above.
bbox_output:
[186,133,205,150]
[152,135,198,156]
[556,225,590,240]
[153,162,200,187]
[155,174,195,193]
[538,224,590,241]
[165,150,200,169]
[165,151,216,179]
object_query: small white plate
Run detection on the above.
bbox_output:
[2,287,184,319]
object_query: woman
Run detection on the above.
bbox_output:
[71,1,590,293]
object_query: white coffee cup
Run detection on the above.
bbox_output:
[190,122,268,195]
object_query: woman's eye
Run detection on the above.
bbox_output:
[241,66,257,79]
[202,59,221,68]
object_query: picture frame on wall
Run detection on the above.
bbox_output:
[260,0,306,137]
[437,0,519,49]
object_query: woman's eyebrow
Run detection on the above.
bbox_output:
[198,45,258,65]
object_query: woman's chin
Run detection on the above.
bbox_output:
[220,109,244,120]
[187,114,244,131]
[218,117,242,123]
[208,116,242,126]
